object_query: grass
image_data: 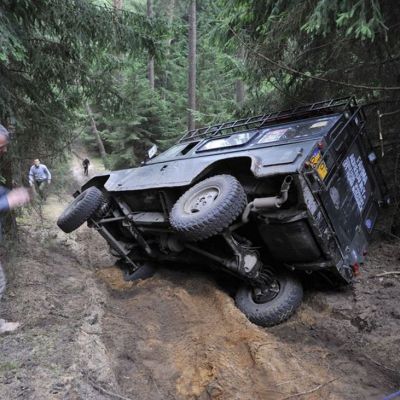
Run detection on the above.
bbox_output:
[0,361,19,373]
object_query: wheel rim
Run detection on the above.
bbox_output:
[183,186,220,214]
[252,280,280,304]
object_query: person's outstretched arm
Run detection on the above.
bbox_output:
[0,186,10,213]
[0,186,30,213]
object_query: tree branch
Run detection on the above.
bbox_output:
[280,378,338,400]
[230,28,400,91]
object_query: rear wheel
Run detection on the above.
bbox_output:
[57,187,104,233]
[235,272,303,327]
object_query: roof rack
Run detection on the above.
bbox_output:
[178,97,356,143]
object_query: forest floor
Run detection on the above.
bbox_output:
[0,150,399,400]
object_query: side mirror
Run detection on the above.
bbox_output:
[147,144,158,159]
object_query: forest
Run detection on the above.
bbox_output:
[2,1,400,181]
[1,1,400,400]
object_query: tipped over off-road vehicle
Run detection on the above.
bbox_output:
[58,97,387,327]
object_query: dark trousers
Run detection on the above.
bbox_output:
[34,180,47,200]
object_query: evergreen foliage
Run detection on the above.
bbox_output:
[216,0,400,108]
[0,0,156,177]
[2,0,400,183]
[86,0,241,169]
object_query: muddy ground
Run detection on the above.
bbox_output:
[0,153,399,400]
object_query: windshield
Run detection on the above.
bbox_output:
[149,144,187,163]
[257,116,339,144]
[198,130,257,152]
[149,115,339,162]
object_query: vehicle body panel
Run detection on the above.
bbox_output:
[104,140,317,191]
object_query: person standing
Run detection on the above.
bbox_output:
[0,124,31,334]
[28,159,51,200]
[82,158,90,176]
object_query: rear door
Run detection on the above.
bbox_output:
[319,141,377,248]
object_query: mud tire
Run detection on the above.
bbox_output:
[57,187,104,233]
[235,273,303,327]
[0,262,5,302]
[170,174,247,241]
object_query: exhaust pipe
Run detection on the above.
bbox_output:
[253,175,293,209]
[241,175,293,224]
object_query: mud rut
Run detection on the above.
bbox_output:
[0,153,399,400]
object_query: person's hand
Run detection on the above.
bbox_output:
[29,182,33,187]
[7,187,31,209]
[47,180,51,185]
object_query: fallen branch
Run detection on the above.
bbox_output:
[275,376,306,387]
[374,271,400,278]
[280,378,338,400]
[362,354,399,375]
[88,379,133,400]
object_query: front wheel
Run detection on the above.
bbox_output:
[57,187,104,233]
[235,272,303,327]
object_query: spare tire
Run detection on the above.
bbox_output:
[170,174,247,241]
[57,187,104,233]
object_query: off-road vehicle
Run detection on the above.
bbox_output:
[58,97,386,327]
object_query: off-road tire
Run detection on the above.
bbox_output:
[0,262,5,302]
[123,262,156,281]
[235,273,303,327]
[170,174,247,241]
[57,187,104,233]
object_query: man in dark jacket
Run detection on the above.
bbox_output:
[0,124,31,334]
[82,158,90,176]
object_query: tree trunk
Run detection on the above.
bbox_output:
[86,104,107,163]
[113,0,123,10]
[235,46,246,107]
[162,0,176,99]
[166,0,175,46]
[187,0,197,131]
[235,80,245,107]
[1,121,16,237]
[147,0,155,90]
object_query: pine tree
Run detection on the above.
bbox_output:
[187,0,197,131]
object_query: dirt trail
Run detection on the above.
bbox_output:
[0,151,399,399]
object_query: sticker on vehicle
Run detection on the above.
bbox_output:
[310,148,328,180]
[342,153,368,212]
